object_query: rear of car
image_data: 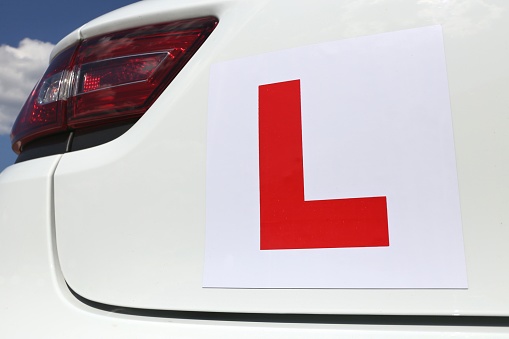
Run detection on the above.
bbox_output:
[2,0,509,337]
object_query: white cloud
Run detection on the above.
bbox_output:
[0,38,55,135]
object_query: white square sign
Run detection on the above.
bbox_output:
[204,25,467,288]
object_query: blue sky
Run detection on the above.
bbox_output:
[0,0,138,172]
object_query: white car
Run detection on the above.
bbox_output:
[2,0,509,337]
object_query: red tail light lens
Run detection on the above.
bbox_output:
[11,17,218,154]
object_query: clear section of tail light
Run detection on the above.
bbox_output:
[11,17,218,154]
[38,72,65,104]
[11,46,77,152]
[78,53,167,94]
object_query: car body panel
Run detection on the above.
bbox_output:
[51,0,509,316]
[1,152,509,337]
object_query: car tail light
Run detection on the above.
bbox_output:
[11,17,218,154]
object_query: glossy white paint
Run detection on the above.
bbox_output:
[2,0,509,335]
[52,0,509,316]
[7,161,503,337]
[3,162,507,339]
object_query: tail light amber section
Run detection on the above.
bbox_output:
[11,17,218,154]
